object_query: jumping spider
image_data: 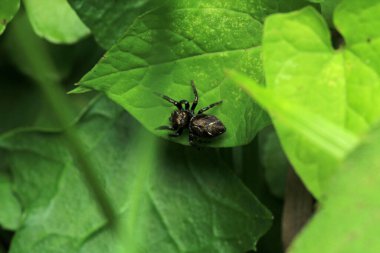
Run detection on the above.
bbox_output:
[156,80,226,145]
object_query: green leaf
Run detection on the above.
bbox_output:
[0,169,22,230]
[1,97,272,253]
[23,0,90,44]
[262,5,380,198]
[335,0,380,75]
[68,0,313,49]
[227,70,358,160]
[72,1,283,147]
[68,0,157,49]
[0,0,19,35]
[289,121,380,253]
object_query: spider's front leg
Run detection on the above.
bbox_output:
[169,128,183,137]
[197,101,223,114]
[155,92,183,110]
[156,125,176,131]
[157,125,183,138]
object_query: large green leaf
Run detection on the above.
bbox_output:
[68,0,312,49]
[68,0,157,49]
[289,121,380,253]
[0,0,19,35]
[23,0,90,44]
[71,1,284,147]
[1,97,272,253]
[262,3,380,198]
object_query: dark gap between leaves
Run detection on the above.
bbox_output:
[331,28,345,49]
[0,228,14,252]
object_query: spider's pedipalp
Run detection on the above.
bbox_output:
[155,91,183,110]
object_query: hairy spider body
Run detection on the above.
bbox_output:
[190,115,226,138]
[156,80,226,145]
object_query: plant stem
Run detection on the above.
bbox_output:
[9,11,118,228]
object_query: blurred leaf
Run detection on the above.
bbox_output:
[321,0,342,25]
[72,1,283,147]
[277,0,315,13]
[335,0,380,75]
[0,169,22,230]
[227,70,358,160]
[259,127,289,198]
[0,0,19,35]
[289,121,380,253]
[1,97,272,253]
[262,5,380,198]
[0,66,42,133]
[23,0,90,44]
[2,12,98,130]
[4,11,104,84]
[4,11,62,83]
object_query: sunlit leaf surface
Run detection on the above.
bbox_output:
[262,2,380,198]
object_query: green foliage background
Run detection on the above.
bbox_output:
[1,0,380,253]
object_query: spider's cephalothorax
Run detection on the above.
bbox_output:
[156,80,226,145]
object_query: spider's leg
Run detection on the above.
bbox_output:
[189,134,211,146]
[190,80,198,112]
[179,100,190,110]
[156,125,176,131]
[197,101,223,114]
[155,92,182,110]
[169,128,183,137]
[189,132,198,146]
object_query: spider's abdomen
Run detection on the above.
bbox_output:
[190,114,226,138]
[170,110,192,129]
